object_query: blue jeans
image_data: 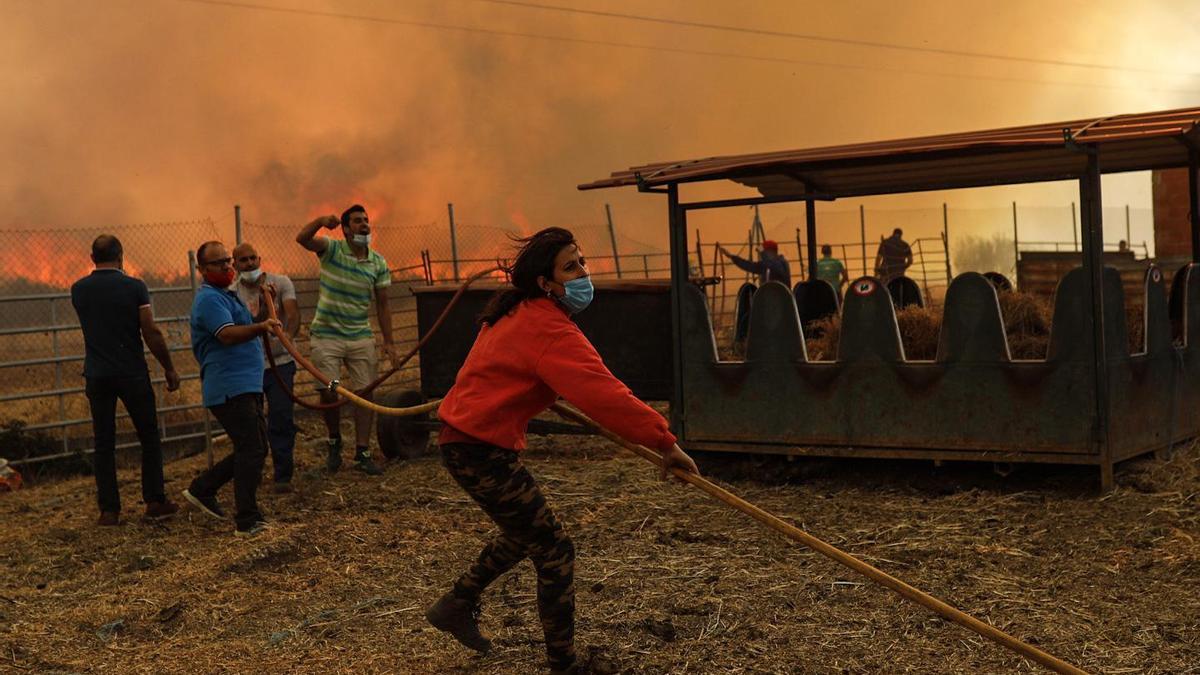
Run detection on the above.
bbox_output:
[263,361,298,483]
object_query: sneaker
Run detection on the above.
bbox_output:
[325,439,343,473]
[425,593,491,654]
[143,500,180,521]
[235,521,268,537]
[272,481,294,494]
[97,511,120,527]
[182,489,226,520]
[354,454,383,476]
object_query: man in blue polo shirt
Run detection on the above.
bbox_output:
[182,240,281,537]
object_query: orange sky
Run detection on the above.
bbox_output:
[3,0,1200,275]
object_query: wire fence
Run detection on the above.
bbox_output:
[0,201,1156,471]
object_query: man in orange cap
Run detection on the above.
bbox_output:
[717,239,791,287]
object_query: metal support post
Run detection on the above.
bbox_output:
[1190,148,1200,262]
[1071,201,1078,252]
[794,228,804,279]
[1124,204,1131,250]
[859,204,867,277]
[805,198,818,281]
[1080,154,1112,490]
[52,301,67,455]
[447,203,460,282]
[235,204,242,245]
[667,185,688,437]
[942,203,952,282]
[1012,201,1020,284]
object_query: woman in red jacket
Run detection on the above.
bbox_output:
[426,227,699,673]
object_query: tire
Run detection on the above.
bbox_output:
[376,389,431,460]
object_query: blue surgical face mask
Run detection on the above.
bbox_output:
[556,276,594,314]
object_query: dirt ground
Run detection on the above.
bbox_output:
[2,417,1198,674]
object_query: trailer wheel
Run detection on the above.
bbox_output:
[376,389,431,460]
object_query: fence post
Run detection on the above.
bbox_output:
[605,203,622,278]
[448,203,460,282]
[1071,201,1078,252]
[150,288,167,452]
[1125,204,1131,250]
[51,301,67,457]
[643,254,650,278]
[234,204,242,245]
[859,204,867,277]
[694,228,704,282]
[189,249,213,469]
[795,228,804,279]
[942,203,952,282]
[1012,201,1019,284]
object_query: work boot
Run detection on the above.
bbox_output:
[143,500,180,521]
[325,438,343,473]
[425,593,491,654]
[97,511,120,527]
[354,449,383,476]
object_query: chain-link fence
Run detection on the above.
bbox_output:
[0,202,1158,472]
[0,220,223,471]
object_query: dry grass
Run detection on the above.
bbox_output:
[2,416,1199,673]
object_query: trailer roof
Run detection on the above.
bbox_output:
[579,106,1200,198]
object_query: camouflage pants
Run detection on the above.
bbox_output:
[442,442,576,671]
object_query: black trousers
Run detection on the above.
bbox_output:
[189,393,267,529]
[85,373,165,513]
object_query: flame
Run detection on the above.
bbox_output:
[0,232,189,289]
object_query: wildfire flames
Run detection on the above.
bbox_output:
[0,233,187,289]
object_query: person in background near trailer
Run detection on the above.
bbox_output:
[295,205,396,477]
[71,235,181,526]
[815,244,849,294]
[874,228,913,282]
[717,239,791,287]
[1118,239,1130,253]
[425,227,700,675]
[233,242,300,493]
[182,241,280,537]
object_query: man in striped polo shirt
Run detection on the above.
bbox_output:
[296,204,396,476]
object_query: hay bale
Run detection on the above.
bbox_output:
[734,289,1145,361]
[803,316,840,361]
[895,306,941,360]
[998,291,1052,360]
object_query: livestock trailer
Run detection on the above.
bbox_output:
[396,107,1200,490]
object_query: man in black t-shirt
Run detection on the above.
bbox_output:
[874,228,913,282]
[71,235,181,526]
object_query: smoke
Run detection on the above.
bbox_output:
[3,0,1199,266]
[951,233,1016,277]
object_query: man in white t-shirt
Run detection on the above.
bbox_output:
[233,242,301,492]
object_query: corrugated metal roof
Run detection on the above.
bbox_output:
[579,106,1200,198]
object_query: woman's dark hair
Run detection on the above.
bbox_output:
[479,227,576,325]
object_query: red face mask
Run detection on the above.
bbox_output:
[203,268,236,288]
